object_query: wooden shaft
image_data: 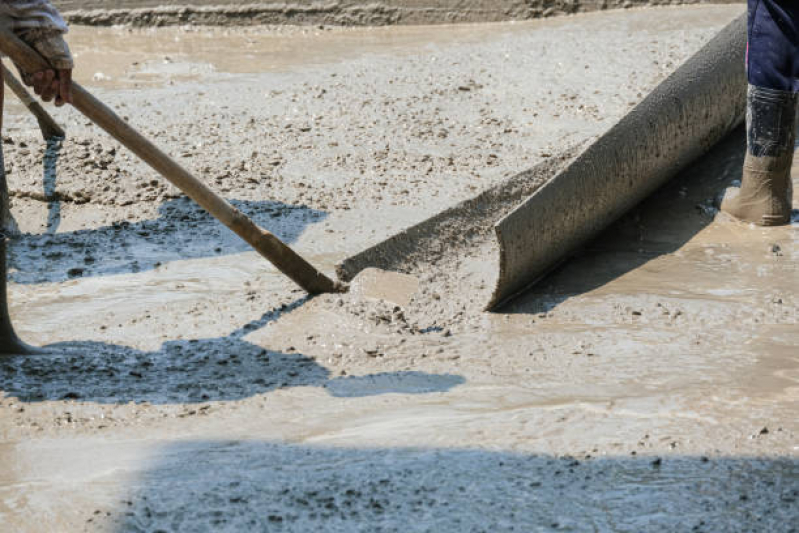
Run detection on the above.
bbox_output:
[0,27,341,295]
[1,63,65,139]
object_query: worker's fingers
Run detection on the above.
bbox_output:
[31,71,44,94]
[41,70,55,97]
[33,69,55,97]
[57,69,73,106]
[41,78,59,102]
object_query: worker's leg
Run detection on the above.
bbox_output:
[721,0,799,225]
[0,65,34,354]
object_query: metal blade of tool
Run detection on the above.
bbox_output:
[338,14,747,311]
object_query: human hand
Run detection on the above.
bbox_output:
[16,29,74,107]
[28,67,72,106]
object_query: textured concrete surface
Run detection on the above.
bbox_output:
[53,0,744,26]
[3,6,797,533]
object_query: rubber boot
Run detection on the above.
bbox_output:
[0,147,36,355]
[720,84,797,226]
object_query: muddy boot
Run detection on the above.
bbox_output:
[720,85,797,226]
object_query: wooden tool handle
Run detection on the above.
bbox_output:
[0,27,341,294]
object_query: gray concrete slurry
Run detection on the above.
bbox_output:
[54,0,744,26]
[2,5,797,532]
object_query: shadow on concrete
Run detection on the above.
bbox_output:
[0,297,464,404]
[42,138,62,235]
[95,440,798,531]
[504,127,751,315]
[8,195,328,284]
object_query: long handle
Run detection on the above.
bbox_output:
[0,27,342,295]
[2,63,65,139]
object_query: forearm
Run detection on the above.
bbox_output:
[0,0,68,34]
[0,1,73,69]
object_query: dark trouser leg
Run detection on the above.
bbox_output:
[0,64,35,354]
[721,0,799,225]
[747,0,799,93]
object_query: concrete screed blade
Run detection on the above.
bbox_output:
[338,14,747,311]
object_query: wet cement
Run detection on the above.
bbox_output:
[54,0,744,27]
[2,5,798,532]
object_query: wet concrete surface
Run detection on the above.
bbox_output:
[2,440,797,531]
[2,5,798,532]
[53,0,746,27]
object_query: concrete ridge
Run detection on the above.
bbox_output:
[56,1,743,27]
[336,14,747,311]
[489,14,747,309]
